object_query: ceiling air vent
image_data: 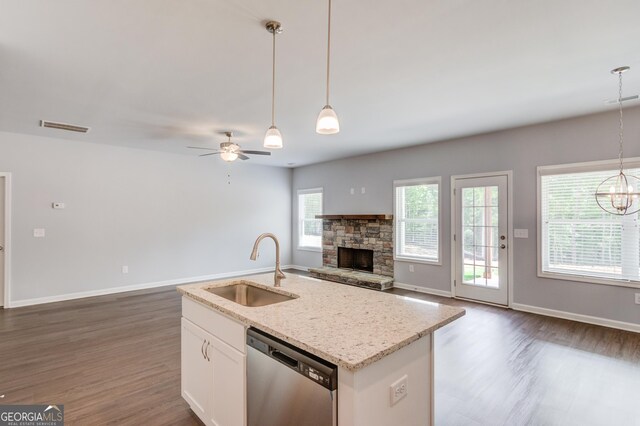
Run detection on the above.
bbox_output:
[40,120,90,133]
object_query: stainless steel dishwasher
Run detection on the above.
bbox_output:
[246,327,338,426]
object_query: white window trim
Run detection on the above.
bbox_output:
[297,187,323,252]
[537,157,640,289]
[393,176,442,265]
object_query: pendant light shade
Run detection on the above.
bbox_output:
[595,66,640,215]
[264,125,283,149]
[264,21,284,149]
[316,0,340,135]
[316,105,340,134]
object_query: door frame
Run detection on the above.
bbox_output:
[450,170,514,308]
[0,172,12,308]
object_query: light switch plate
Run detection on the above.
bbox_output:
[33,228,45,238]
[514,229,529,238]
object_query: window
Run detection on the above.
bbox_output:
[394,177,440,263]
[539,160,640,287]
[298,188,323,250]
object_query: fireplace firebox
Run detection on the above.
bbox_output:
[338,247,374,273]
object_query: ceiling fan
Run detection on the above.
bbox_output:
[188,132,272,162]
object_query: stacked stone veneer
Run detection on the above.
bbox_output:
[322,218,394,277]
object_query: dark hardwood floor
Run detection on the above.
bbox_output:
[1,272,639,425]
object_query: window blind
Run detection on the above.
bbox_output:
[541,167,640,282]
[298,190,323,248]
[395,180,439,262]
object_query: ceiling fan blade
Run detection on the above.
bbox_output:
[240,150,271,156]
[237,154,250,160]
[199,153,218,157]
[188,146,217,150]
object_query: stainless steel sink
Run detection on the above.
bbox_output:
[205,281,297,307]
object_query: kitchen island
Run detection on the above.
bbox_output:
[178,273,464,426]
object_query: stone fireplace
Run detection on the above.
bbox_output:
[309,215,394,290]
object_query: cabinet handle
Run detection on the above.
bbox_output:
[201,340,206,359]
[206,341,211,362]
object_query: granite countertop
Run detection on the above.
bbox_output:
[177,273,465,371]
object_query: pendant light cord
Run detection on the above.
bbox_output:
[271,29,276,126]
[325,0,332,106]
[617,71,624,174]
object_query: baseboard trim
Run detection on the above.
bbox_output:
[393,282,452,298]
[284,265,310,272]
[8,266,277,308]
[511,303,640,334]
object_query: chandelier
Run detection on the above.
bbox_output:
[595,66,640,215]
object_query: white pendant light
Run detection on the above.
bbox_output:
[316,0,340,135]
[264,21,283,149]
[595,66,640,215]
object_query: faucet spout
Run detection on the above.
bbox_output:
[249,233,286,286]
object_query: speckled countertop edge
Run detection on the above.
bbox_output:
[178,273,465,372]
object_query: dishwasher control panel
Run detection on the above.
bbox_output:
[300,364,331,387]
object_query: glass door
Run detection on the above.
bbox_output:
[454,175,509,305]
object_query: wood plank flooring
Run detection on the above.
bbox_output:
[1,274,639,425]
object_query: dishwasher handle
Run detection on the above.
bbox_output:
[270,349,299,369]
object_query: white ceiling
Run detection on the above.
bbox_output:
[1,0,639,167]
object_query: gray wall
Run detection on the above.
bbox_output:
[0,131,292,304]
[292,107,640,325]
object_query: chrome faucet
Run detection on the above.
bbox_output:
[250,233,286,287]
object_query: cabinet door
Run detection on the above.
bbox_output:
[181,318,213,422]
[209,335,247,426]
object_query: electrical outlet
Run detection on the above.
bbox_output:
[33,228,45,238]
[122,265,129,274]
[635,293,640,305]
[409,264,415,273]
[390,375,408,406]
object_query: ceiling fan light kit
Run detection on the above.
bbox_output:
[316,0,340,135]
[188,132,271,162]
[595,66,640,215]
[264,20,284,149]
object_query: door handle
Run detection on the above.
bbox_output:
[0,245,3,251]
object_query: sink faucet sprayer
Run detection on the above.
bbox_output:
[250,233,286,287]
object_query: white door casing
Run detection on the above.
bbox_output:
[452,172,512,306]
[0,173,9,309]
[0,176,4,307]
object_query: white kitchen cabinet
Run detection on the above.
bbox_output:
[181,317,213,421]
[181,297,246,426]
[210,335,246,426]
